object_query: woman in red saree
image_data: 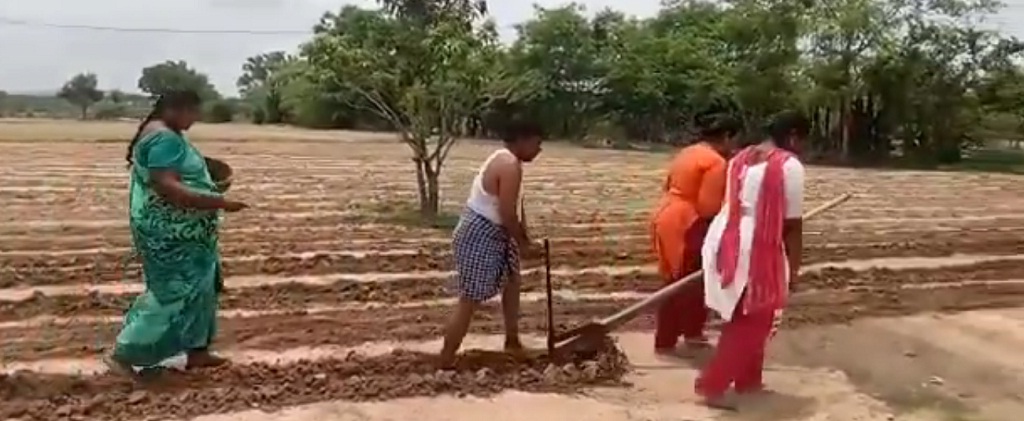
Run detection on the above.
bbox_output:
[697,111,810,409]
[649,114,739,354]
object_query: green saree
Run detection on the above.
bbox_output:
[114,129,222,367]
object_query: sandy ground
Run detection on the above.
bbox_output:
[179,307,1024,421]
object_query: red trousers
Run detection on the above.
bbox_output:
[654,218,711,350]
[695,300,777,398]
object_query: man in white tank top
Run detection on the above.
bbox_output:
[438,121,544,369]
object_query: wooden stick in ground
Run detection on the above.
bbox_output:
[543,238,555,356]
[553,192,853,348]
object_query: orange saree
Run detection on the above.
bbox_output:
[649,142,727,350]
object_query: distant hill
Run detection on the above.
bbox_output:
[5,90,57,96]
[0,92,151,119]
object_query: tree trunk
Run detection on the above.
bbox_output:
[840,99,851,162]
[80,105,89,120]
[413,157,440,220]
[413,157,430,215]
[425,166,440,219]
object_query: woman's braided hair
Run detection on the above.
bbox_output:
[125,90,202,165]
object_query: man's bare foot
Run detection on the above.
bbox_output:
[186,350,229,368]
[436,356,457,371]
[504,340,529,359]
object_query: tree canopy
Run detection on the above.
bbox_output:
[222,0,1024,216]
[4,0,1024,216]
[138,60,221,101]
[57,73,104,120]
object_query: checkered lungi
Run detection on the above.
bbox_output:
[451,208,520,303]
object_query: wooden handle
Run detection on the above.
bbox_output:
[598,193,852,330]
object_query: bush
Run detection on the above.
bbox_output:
[204,101,236,123]
[94,103,130,120]
[936,146,963,164]
[251,107,267,125]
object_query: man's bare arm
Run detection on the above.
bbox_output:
[520,196,530,243]
[496,159,529,246]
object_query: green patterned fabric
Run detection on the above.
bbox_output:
[114,129,223,367]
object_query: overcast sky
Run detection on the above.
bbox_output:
[0,0,1020,96]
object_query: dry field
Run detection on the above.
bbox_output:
[2,119,1024,421]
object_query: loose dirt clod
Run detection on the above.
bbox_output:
[0,338,629,421]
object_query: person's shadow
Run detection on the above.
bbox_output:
[727,390,816,421]
[635,347,816,420]
[637,345,714,369]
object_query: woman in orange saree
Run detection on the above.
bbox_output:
[649,114,739,354]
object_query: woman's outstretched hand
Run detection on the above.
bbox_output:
[223,200,249,212]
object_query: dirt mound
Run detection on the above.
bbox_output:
[1,339,629,421]
[0,271,660,322]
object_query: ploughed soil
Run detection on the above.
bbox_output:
[0,339,629,421]
[3,280,1023,362]
[2,258,1021,322]
[3,229,1023,289]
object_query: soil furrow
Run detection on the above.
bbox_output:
[4,204,1017,227]
[0,272,657,322]
[3,259,1023,322]
[0,299,631,362]
[0,245,645,289]
[4,235,1024,289]
[5,222,1023,254]
[3,281,1024,363]
[5,212,1024,238]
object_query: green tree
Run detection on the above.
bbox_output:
[298,0,526,218]
[249,0,1024,169]
[108,89,126,104]
[57,73,105,120]
[237,51,292,123]
[204,100,237,123]
[237,51,289,95]
[138,60,220,100]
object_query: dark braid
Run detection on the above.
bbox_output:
[124,89,200,165]
[126,95,167,165]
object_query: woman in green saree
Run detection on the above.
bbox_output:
[105,90,248,377]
